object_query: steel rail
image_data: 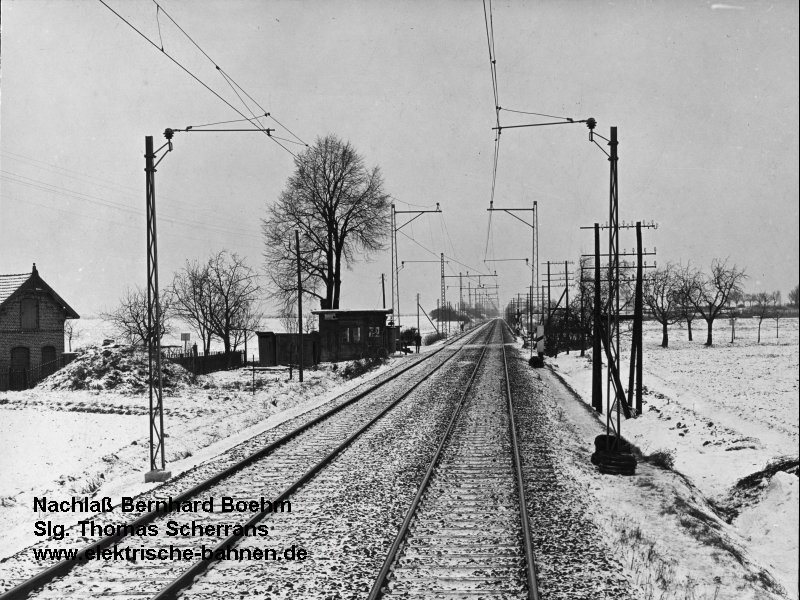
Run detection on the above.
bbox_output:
[366,320,498,600]
[0,324,485,600]
[501,319,541,599]
[152,322,497,600]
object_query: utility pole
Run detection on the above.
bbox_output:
[627,222,644,414]
[565,260,570,354]
[416,293,420,333]
[144,134,171,484]
[441,253,446,334]
[593,224,603,412]
[381,273,386,309]
[459,272,463,313]
[296,230,304,384]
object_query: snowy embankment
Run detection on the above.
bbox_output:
[548,317,798,599]
[0,339,411,561]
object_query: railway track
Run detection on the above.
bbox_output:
[368,319,539,599]
[0,322,493,600]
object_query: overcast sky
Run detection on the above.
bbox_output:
[1,0,797,322]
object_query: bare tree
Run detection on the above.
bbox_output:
[674,263,701,341]
[303,311,316,334]
[687,259,747,346]
[102,286,172,346]
[753,291,772,343]
[169,259,216,354]
[263,134,390,311]
[772,290,782,338]
[643,263,680,348]
[64,320,80,352]
[207,251,262,354]
[788,285,798,308]
[279,310,298,334]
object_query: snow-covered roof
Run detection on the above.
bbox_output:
[311,308,393,315]
[0,273,30,306]
[0,264,80,318]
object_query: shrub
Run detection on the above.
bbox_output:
[646,449,676,470]
[423,331,446,345]
[341,356,386,380]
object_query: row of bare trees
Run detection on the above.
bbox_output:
[642,260,748,347]
[569,258,748,350]
[103,251,261,354]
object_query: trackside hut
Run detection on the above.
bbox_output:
[312,309,394,362]
[0,264,79,390]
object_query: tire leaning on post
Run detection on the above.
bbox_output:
[591,434,637,475]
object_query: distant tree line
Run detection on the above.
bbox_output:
[553,257,797,351]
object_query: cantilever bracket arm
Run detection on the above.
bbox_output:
[395,204,442,231]
[488,207,534,229]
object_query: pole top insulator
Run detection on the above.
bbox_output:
[586,118,597,131]
[164,128,175,140]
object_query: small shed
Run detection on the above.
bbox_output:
[312,309,394,362]
[256,331,320,367]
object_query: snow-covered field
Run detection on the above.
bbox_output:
[1,316,795,597]
[549,317,799,598]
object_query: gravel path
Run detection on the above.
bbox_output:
[507,348,636,600]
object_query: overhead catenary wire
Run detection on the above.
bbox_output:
[0,150,264,233]
[0,170,263,241]
[397,230,491,280]
[499,107,574,121]
[150,0,308,148]
[96,0,299,157]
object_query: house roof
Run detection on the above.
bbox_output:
[0,264,80,319]
[311,308,393,315]
[0,273,30,306]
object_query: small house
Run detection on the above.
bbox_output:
[0,264,79,390]
[312,308,394,362]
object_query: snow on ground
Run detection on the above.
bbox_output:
[548,317,799,599]
[0,347,412,560]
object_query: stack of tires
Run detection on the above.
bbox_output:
[528,355,544,368]
[591,434,636,475]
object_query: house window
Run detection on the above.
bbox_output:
[352,327,361,343]
[21,297,38,330]
[341,328,350,344]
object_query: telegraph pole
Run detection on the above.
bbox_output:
[440,253,446,334]
[381,273,386,309]
[565,260,570,353]
[416,293,420,333]
[593,224,603,412]
[296,230,304,383]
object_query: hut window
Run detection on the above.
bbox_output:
[21,297,38,330]
[352,327,361,343]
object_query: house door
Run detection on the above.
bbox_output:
[10,347,30,390]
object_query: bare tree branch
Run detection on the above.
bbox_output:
[263,134,390,311]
